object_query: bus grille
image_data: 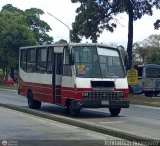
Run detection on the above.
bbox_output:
[83,91,124,100]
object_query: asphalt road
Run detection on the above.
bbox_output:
[0,106,123,146]
[0,88,160,140]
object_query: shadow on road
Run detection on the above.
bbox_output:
[39,104,125,119]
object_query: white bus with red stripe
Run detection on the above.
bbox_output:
[18,43,129,116]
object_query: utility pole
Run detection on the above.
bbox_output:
[47,12,71,43]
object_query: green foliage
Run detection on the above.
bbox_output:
[133,34,160,64]
[71,0,153,43]
[153,1,160,29]
[147,51,160,64]
[71,0,117,42]
[133,42,150,64]
[2,4,23,13]
[55,39,68,44]
[146,35,160,64]
[0,4,53,75]
[0,10,36,70]
[1,4,53,45]
[25,8,53,44]
[154,20,160,29]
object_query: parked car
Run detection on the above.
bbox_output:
[2,76,14,86]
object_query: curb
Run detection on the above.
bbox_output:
[0,103,156,143]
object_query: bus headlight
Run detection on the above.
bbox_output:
[119,92,124,97]
[82,92,89,97]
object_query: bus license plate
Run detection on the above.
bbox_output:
[101,100,109,105]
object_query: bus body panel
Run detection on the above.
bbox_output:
[75,77,128,89]
[18,68,62,103]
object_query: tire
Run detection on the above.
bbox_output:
[67,100,80,116]
[145,92,153,97]
[69,107,80,117]
[27,91,41,109]
[154,92,159,97]
[109,108,121,117]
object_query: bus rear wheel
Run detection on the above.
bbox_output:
[27,91,41,109]
[154,92,159,97]
[109,108,121,116]
[144,92,153,97]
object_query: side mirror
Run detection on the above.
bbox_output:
[69,53,74,65]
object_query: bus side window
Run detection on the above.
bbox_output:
[37,48,47,74]
[20,50,26,71]
[63,48,72,76]
[27,48,36,73]
[47,47,53,74]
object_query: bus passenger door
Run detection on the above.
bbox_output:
[54,53,63,103]
[49,46,63,104]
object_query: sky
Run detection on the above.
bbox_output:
[0,0,160,48]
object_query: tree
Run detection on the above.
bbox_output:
[25,8,53,44]
[55,39,68,44]
[145,34,160,64]
[154,1,160,29]
[133,42,150,64]
[0,4,53,80]
[133,34,160,64]
[0,10,36,77]
[71,0,154,69]
[2,4,53,44]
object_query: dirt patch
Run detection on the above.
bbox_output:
[0,84,18,90]
[129,94,160,107]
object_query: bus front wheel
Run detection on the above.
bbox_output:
[67,100,80,116]
[27,91,41,109]
[109,108,121,116]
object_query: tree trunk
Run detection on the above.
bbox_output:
[126,0,133,70]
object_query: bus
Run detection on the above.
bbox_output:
[137,64,160,97]
[18,43,129,116]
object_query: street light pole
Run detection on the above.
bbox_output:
[47,12,71,43]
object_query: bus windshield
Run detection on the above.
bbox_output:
[73,46,125,78]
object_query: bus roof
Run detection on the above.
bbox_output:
[139,64,160,68]
[19,43,118,50]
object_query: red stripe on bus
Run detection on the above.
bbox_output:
[18,77,129,105]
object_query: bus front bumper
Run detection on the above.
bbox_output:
[75,99,130,109]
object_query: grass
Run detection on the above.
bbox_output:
[129,94,160,107]
[0,84,18,90]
